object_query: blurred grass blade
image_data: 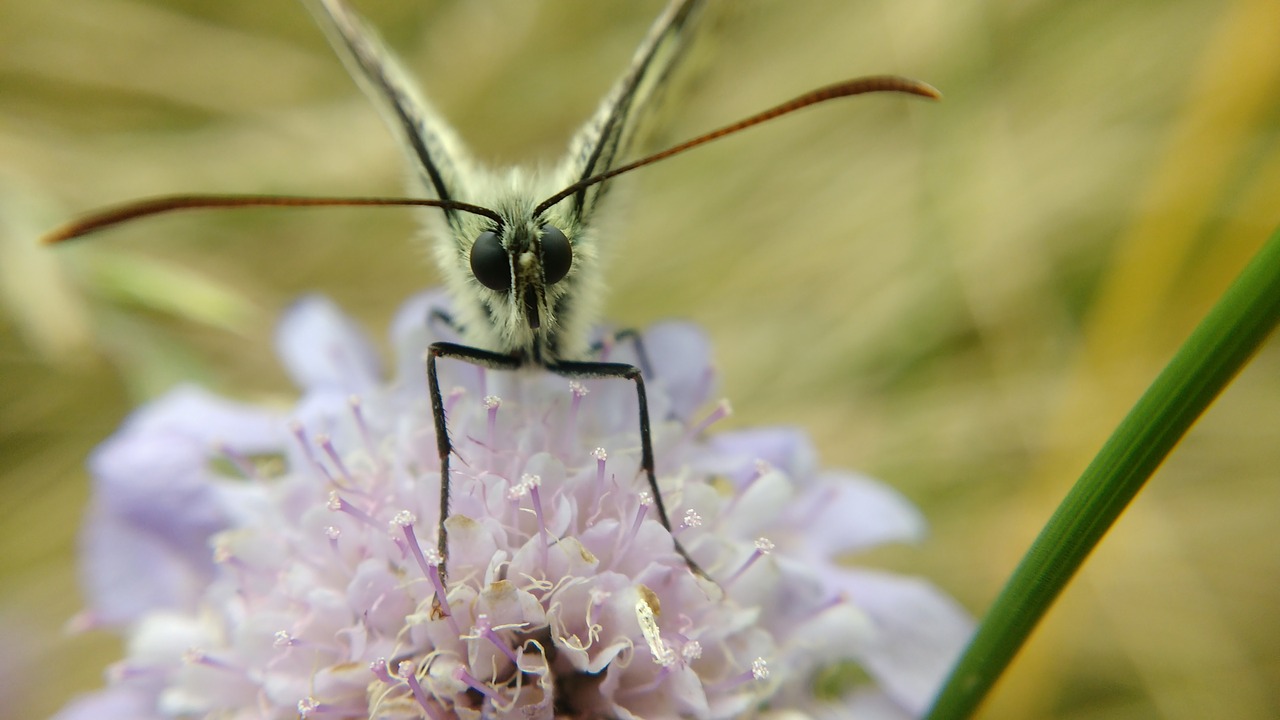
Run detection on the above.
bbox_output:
[924,224,1280,720]
[86,250,256,334]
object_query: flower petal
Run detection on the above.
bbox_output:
[701,427,818,486]
[787,472,927,558]
[80,503,212,623]
[827,569,973,715]
[51,685,160,720]
[642,322,716,420]
[83,386,283,622]
[276,295,381,393]
[389,288,455,393]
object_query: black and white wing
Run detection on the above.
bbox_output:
[302,0,707,360]
[303,0,475,232]
[558,0,706,225]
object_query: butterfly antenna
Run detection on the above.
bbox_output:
[534,75,940,217]
[42,194,504,244]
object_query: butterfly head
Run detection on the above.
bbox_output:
[470,218,571,324]
[436,193,596,362]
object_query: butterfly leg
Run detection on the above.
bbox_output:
[428,308,465,337]
[548,358,711,582]
[427,341,523,589]
[588,328,654,378]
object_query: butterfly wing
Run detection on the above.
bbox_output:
[559,0,706,225]
[304,0,474,232]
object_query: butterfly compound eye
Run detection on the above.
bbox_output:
[540,225,572,285]
[470,231,511,291]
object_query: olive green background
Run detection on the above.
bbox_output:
[2,1,1277,718]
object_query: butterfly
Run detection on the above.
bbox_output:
[45,0,939,589]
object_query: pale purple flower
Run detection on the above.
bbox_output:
[55,290,971,720]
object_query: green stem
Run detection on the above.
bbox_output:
[924,224,1280,719]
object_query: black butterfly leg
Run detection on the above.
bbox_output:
[549,358,710,582]
[587,328,654,379]
[427,341,523,588]
[429,308,465,337]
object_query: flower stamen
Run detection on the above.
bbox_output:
[323,525,341,554]
[593,447,608,488]
[712,657,771,692]
[445,385,466,415]
[370,657,396,684]
[273,630,299,648]
[484,395,501,457]
[290,421,335,484]
[469,614,521,665]
[523,473,551,567]
[317,434,355,486]
[297,696,340,718]
[682,639,703,663]
[680,508,703,531]
[398,660,446,720]
[626,492,653,548]
[182,648,242,675]
[689,399,732,438]
[724,537,775,587]
[394,512,459,629]
[568,381,588,429]
[454,665,504,706]
[327,491,378,529]
[348,395,384,475]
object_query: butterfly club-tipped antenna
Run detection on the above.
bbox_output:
[41,0,940,599]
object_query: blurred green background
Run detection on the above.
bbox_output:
[3,1,1278,718]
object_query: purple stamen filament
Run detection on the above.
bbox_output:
[472,614,521,665]
[348,395,384,474]
[394,511,431,577]
[445,386,466,415]
[327,492,378,529]
[395,512,458,629]
[523,474,550,566]
[105,660,162,683]
[593,448,607,488]
[183,648,241,675]
[626,663,675,695]
[454,666,504,706]
[370,658,396,684]
[689,399,732,438]
[724,537,774,587]
[712,657,770,692]
[399,661,445,720]
[317,434,355,486]
[626,493,653,547]
[589,447,609,512]
[485,395,501,464]
[291,421,335,484]
[568,382,587,437]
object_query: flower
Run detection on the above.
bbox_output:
[54,290,971,720]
